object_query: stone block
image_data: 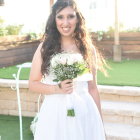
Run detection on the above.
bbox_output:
[9,110,18,116]
[118,109,133,117]
[26,102,36,112]
[0,88,17,100]
[0,109,9,115]
[0,100,16,110]
[119,95,134,102]
[103,114,124,123]
[15,101,36,112]
[101,93,120,101]
[124,116,133,124]
[133,117,140,125]
[21,111,36,117]
[134,96,140,102]
[15,101,27,111]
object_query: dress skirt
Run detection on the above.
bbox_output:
[34,80,106,140]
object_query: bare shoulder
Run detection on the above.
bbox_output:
[34,42,43,56]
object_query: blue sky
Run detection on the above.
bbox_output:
[0,0,140,33]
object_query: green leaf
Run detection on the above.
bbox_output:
[53,79,59,82]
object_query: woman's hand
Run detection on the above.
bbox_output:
[57,79,73,94]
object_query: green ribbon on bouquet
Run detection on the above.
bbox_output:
[67,109,75,117]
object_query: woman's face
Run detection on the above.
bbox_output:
[55,6,78,38]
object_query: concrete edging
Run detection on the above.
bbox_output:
[0,79,140,96]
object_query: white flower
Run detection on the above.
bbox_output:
[50,52,84,67]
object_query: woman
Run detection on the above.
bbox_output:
[29,0,106,139]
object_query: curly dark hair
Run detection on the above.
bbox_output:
[41,0,106,76]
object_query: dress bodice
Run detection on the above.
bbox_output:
[42,73,92,95]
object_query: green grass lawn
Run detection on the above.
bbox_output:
[0,115,33,140]
[0,64,30,80]
[97,59,140,86]
[0,59,140,86]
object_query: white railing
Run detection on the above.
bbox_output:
[11,63,32,140]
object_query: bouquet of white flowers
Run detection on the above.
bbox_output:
[50,52,89,82]
[49,52,91,117]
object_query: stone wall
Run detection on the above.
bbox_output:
[0,79,140,118]
[0,79,43,117]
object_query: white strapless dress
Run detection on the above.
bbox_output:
[34,74,106,140]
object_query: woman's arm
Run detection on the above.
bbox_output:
[29,43,61,94]
[29,43,73,95]
[88,75,102,118]
[88,46,103,118]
